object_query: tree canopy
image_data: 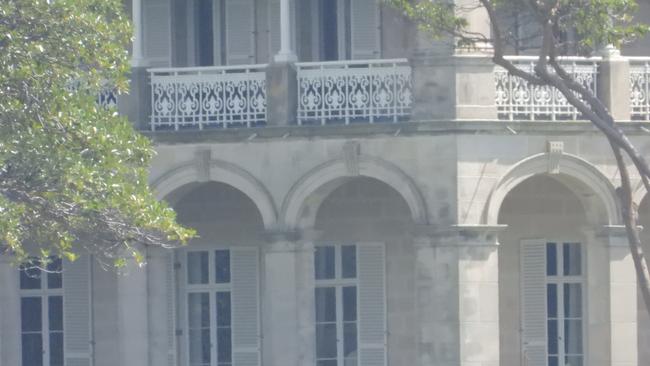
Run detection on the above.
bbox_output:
[0,0,194,268]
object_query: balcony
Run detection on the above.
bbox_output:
[495,56,600,121]
[149,65,267,131]
[138,55,650,132]
[296,59,413,125]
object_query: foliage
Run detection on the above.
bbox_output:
[387,0,650,314]
[0,0,194,268]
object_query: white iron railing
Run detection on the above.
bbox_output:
[296,59,412,125]
[149,65,267,130]
[495,56,600,121]
[98,88,118,109]
[630,57,650,121]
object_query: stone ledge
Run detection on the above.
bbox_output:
[144,120,650,145]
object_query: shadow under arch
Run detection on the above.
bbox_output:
[484,152,621,226]
[280,155,428,230]
[151,159,278,229]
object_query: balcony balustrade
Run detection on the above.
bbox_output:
[296,59,413,125]
[149,65,268,130]
[631,57,650,121]
[495,56,600,121]
[139,56,650,131]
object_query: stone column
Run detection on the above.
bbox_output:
[597,46,631,121]
[147,247,174,366]
[600,226,638,366]
[409,0,496,122]
[413,227,460,366]
[117,248,149,366]
[262,231,314,366]
[131,0,144,67]
[0,255,21,366]
[454,225,502,366]
[274,0,297,63]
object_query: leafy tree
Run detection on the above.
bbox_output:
[0,0,194,268]
[387,0,650,315]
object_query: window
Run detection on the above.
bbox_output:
[185,250,232,366]
[19,258,64,366]
[314,245,358,366]
[546,242,584,366]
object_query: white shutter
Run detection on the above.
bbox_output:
[143,0,172,66]
[166,251,177,366]
[231,247,260,366]
[350,0,380,59]
[520,239,548,366]
[268,0,282,58]
[357,242,386,366]
[225,0,256,65]
[64,255,92,366]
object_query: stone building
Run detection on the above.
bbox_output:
[3,0,650,366]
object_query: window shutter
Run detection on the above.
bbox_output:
[350,0,380,60]
[143,0,172,66]
[231,247,260,366]
[357,242,386,366]
[520,239,548,366]
[166,252,177,366]
[268,0,282,58]
[225,0,255,65]
[64,255,92,366]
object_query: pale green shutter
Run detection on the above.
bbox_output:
[357,242,386,366]
[225,0,256,65]
[143,0,172,66]
[520,239,548,366]
[350,0,380,59]
[64,255,92,366]
[231,247,260,366]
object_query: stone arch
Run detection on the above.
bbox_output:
[151,159,278,229]
[485,152,621,226]
[281,156,428,230]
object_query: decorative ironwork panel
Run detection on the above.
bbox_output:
[98,88,118,109]
[296,59,412,125]
[149,65,267,130]
[631,60,650,121]
[495,57,599,121]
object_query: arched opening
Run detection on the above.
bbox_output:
[173,181,265,243]
[169,181,264,366]
[637,195,650,365]
[497,174,607,366]
[311,177,415,366]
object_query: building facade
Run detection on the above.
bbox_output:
[2,0,650,366]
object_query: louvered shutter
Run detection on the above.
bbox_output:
[350,0,380,59]
[166,251,177,366]
[520,239,548,366]
[225,0,255,65]
[231,247,260,366]
[143,0,172,66]
[64,255,92,366]
[357,242,386,366]
[268,0,282,58]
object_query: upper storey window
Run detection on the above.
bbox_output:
[299,0,381,61]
